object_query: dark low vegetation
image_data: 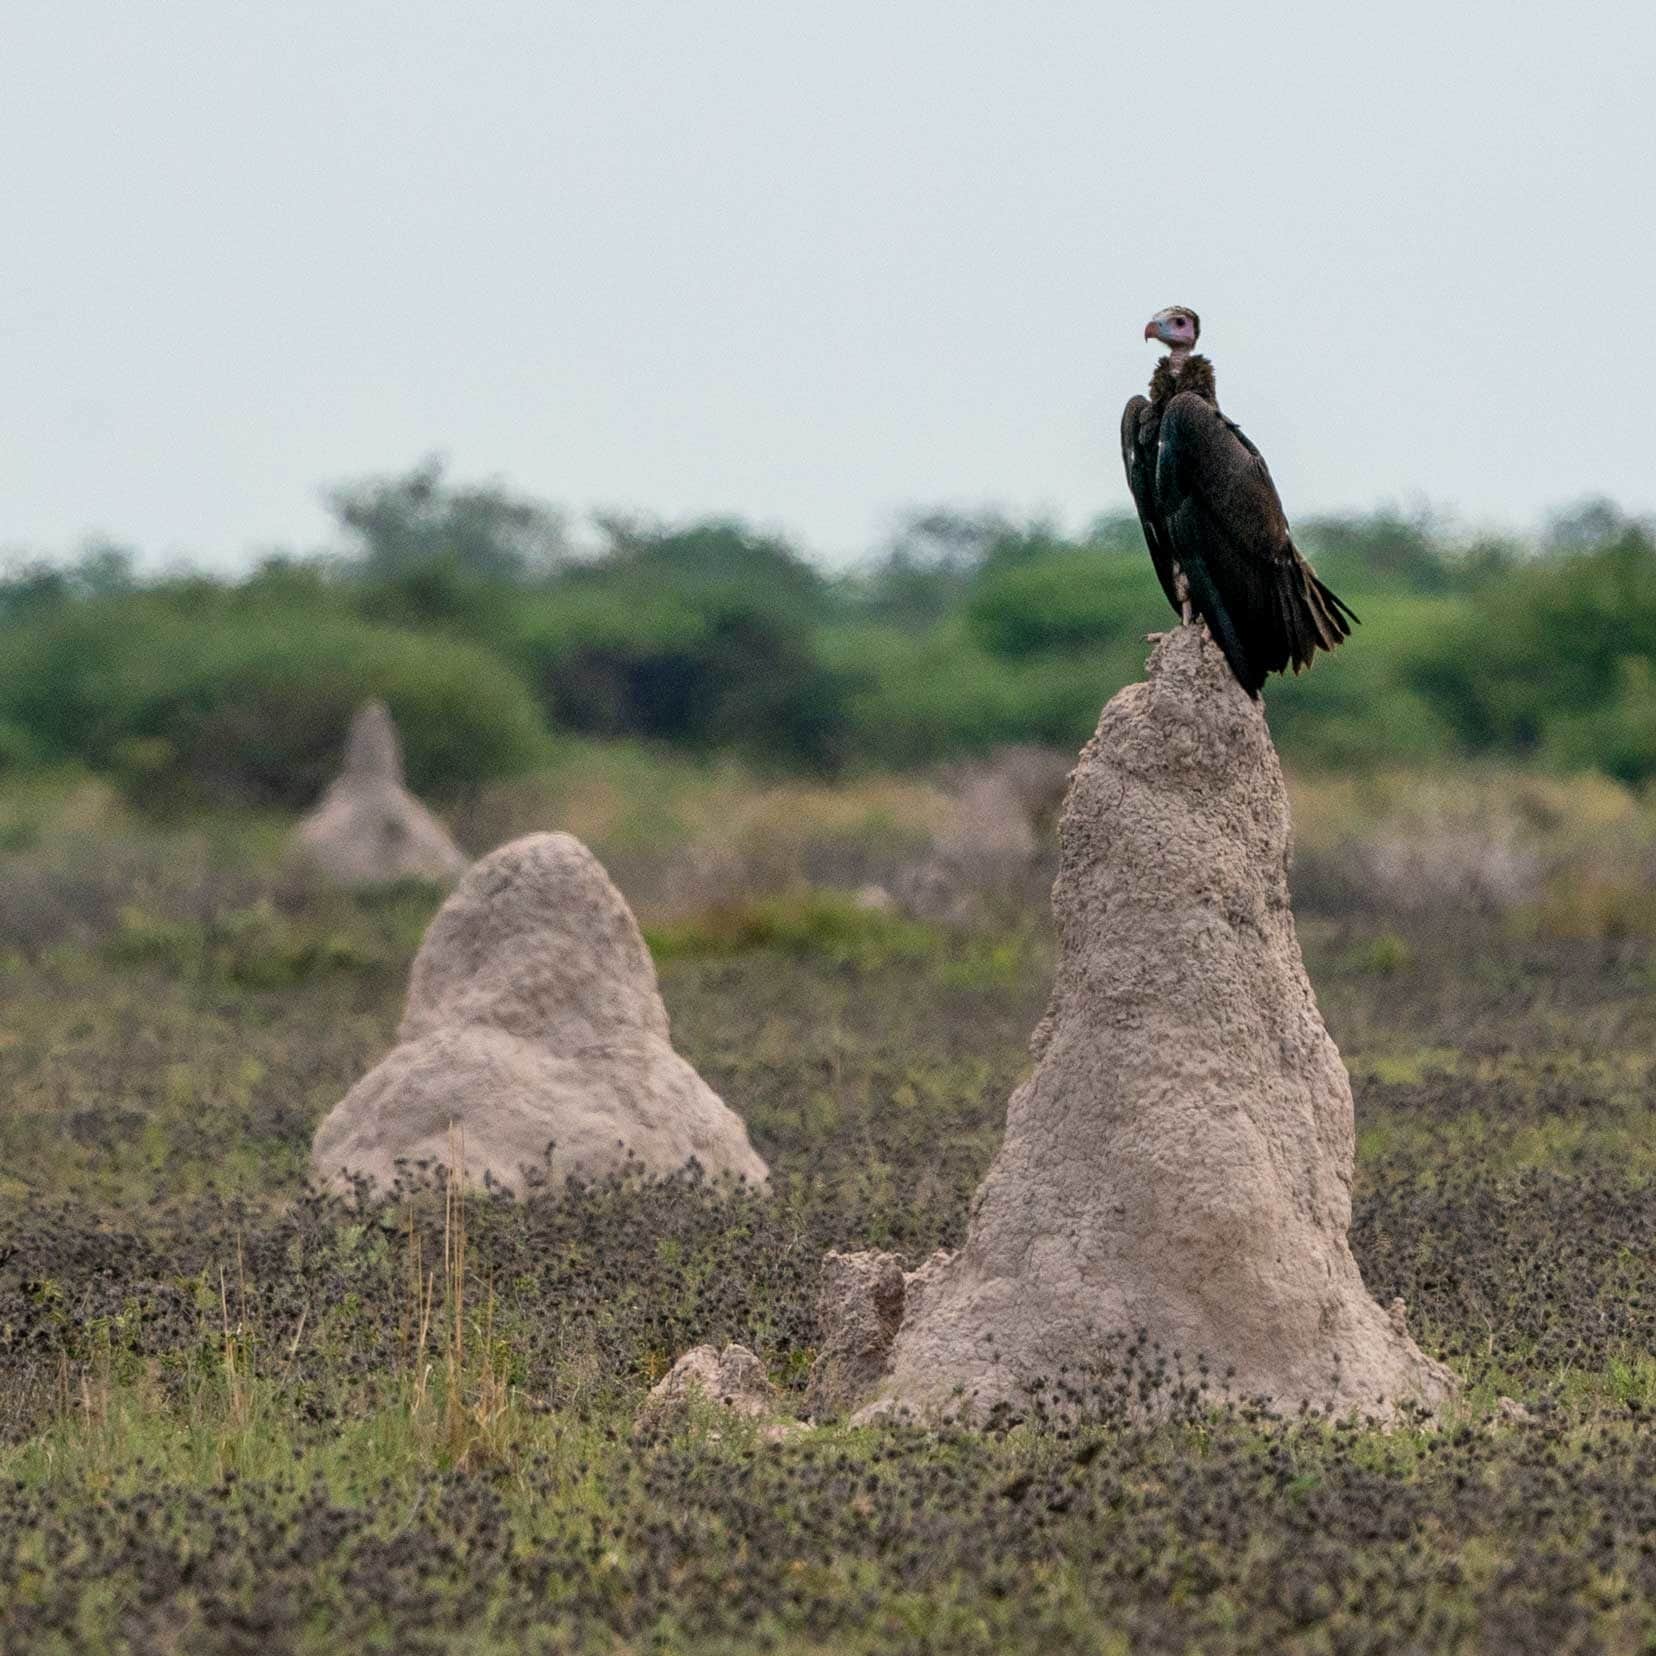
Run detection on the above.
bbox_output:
[4,466,1656,800]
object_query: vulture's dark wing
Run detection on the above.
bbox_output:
[1120,395,1182,618]
[1154,391,1356,695]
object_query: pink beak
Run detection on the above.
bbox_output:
[1143,320,1159,341]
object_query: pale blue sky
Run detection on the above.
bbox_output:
[4,0,1652,568]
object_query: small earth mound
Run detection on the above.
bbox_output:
[806,1248,950,1419]
[638,1345,777,1427]
[310,831,769,1197]
[292,700,468,887]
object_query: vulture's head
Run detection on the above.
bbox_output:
[1145,306,1200,349]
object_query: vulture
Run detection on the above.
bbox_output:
[1121,305,1356,696]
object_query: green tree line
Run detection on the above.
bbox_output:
[2,462,1653,804]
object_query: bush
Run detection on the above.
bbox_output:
[586,517,837,626]
[515,585,856,770]
[645,891,938,968]
[0,595,550,808]
[1544,656,1656,785]
[327,457,568,584]
[1410,527,1656,774]
[825,618,1146,766]
[965,549,1161,659]
[1264,593,1462,770]
[0,720,39,775]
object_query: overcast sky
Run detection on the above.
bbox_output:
[4,1,1653,570]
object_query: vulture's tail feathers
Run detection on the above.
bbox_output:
[1280,559,1358,674]
[1275,570,1312,673]
[1307,567,1359,635]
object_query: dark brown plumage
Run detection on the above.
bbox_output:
[1121,317,1355,697]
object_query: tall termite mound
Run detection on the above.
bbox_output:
[851,626,1456,1422]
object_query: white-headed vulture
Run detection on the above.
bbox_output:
[1121,306,1356,697]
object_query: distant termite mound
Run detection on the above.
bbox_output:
[311,832,769,1198]
[839,626,1456,1423]
[292,700,468,888]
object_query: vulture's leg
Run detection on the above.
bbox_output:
[1172,564,1194,624]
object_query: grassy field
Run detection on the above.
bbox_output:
[2,763,1655,1653]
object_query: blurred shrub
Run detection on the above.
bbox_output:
[826,624,1073,766]
[0,542,136,625]
[1297,511,1460,595]
[644,889,1038,984]
[0,720,40,775]
[965,549,1158,659]
[0,595,549,807]
[1410,525,1656,779]
[646,891,938,968]
[105,886,441,987]
[587,516,839,624]
[1323,929,1417,975]
[107,901,366,987]
[517,597,857,769]
[1543,657,1656,784]
[1264,593,1461,769]
[134,614,549,808]
[516,521,856,768]
[322,460,569,637]
[328,457,568,585]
